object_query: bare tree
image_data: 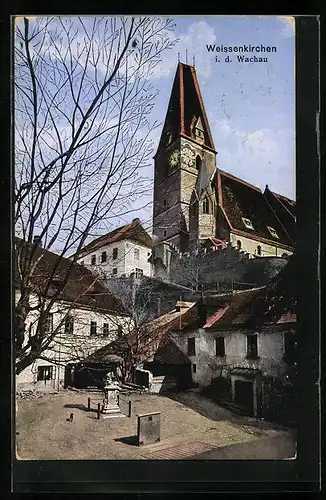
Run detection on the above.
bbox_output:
[14,15,177,375]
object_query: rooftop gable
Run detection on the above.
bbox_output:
[75,218,153,258]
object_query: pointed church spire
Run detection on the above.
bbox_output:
[155,63,216,156]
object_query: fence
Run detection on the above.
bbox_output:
[87,392,133,418]
[87,397,102,419]
[117,393,132,417]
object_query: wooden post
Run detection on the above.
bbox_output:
[87,397,90,410]
[128,400,132,417]
[97,402,101,419]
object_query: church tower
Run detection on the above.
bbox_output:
[152,63,217,253]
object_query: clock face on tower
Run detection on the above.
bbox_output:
[181,146,195,167]
[169,149,180,168]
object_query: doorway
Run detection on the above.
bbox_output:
[234,379,254,415]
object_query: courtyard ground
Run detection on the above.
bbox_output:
[16,388,296,460]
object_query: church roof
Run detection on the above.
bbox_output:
[155,63,215,155]
[264,186,296,243]
[216,169,295,250]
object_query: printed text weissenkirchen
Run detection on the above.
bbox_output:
[206,44,277,53]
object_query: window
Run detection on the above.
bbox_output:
[188,337,196,356]
[117,325,123,337]
[196,155,201,171]
[37,365,53,381]
[215,337,225,357]
[267,226,279,239]
[90,321,97,335]
[242,217,254,231]
[103,323,109,336]
[163,199,167,206]
[134,248,140,260]
[101,251,107,263]
[203,196,210,214]
[44,313,53,333]
[237,240,241,250]
[91,254,96,265]
[164,230,167,237]
[135,268,143,278]
[112,247,118,260]
[257,245,262,256]
[64,315,74,335]
[246,334,258,359]
[192,363,197,373]
[112,268,118,276]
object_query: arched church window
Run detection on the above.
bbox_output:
[257,245,262,256]
[237,240,241,250]
[196,155,201,171]
[203,196,210,214]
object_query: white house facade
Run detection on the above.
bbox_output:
[75,218,153,278]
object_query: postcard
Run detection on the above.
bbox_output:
[12,14,320,492]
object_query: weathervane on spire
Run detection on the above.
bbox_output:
[177,52,180,62]
[193,56,196,67]
[185,49,188,64]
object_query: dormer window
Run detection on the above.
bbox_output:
[192,117,205,144]
[267,226,279,239]
[196,155,201,171]
[242,217,254,231]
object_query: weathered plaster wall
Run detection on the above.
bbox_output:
[171,327,290,387]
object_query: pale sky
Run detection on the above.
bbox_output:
[118,15,296,233]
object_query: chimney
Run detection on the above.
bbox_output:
[132,218,140,224]
[33,235,42,247]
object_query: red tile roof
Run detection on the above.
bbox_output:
[204,306,230,327]
[86,303,198,364]
[75,219,153,258]
[204,257,296,328]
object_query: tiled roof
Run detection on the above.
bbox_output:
[75,218,153,258]
[15,238,126,314]
[85,303,198,363]
[204,306,230,328]
[216,170,294,249]
[156,63,215,155]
